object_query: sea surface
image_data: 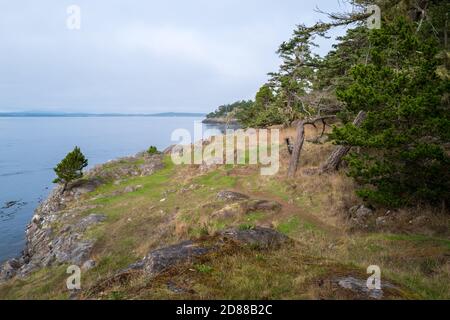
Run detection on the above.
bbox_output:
[0,116,226,263]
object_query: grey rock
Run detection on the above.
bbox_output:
[220,227,289,249]
[2,200,20,209]
[121,227,289,281]
[376,216,389,226]
[211,204,241,219]
[336,276,397,300]
[68,178,103,197]
[143,241,214,277]
[163,144,184,156]
[52,237,95,265]
[245,199,282,212]
[82,259,96,271]
[123,185,135,193]
[0,259,21,281]
[74,214,106,232]
[1,153,166,283]
[167,280,191,294]
[349,205,374,219]
[217,191,249,202]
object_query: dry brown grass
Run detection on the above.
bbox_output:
[1,126,449,300]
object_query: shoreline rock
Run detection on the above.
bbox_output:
[201,117,240,125]
[0,153,165,283]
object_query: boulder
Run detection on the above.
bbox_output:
[68,178,103,197]
[211,203,242,219]
[0,259,21,281]
[51,236,95,266]
[244,199,282,212]
[217,191,249,202]
[335,276,398,300]
[123,185,143,193]
[122,227,289,279]
[82,259,96,271]
[219,227,289,249]
[349,205,374,219]
[142,241,214,277]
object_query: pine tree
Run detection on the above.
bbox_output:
[53,146,88,193]
[331,17,450,207]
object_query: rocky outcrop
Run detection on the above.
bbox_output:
[334,276,399,300]
[0,153,165,283]
[212,191,282,220]
[88,154,164,181]
[216,191,249,201]
[220,227,289,249]
[243,199,282,212]
[119,227,289,278]
[348,204,374,229]
[143,241,214,277]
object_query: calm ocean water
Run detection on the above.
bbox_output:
[0,116,225,263]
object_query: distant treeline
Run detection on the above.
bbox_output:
[206,0,450,208]
[206,100,254,120]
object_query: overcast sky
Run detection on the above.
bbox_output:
[0,0,351,114]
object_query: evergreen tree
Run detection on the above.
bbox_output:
[331,17,450,206]
[53,146,88,193]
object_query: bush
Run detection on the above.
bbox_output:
[147,146,158,155]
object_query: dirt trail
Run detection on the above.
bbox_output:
[231,180,344,238]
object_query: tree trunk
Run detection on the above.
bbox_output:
[287,120,306,178]
[445,12,448,49]
[320,111,367,173]
[61,182,67,195]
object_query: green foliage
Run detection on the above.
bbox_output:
[147,146,158,155]
[195,264,214,273]
[206,100,254,119]
[53,146,88,187]
[331,17,450,207]
[316,26,370,90]
[237,24,323,128]
[238,223,254,231]
[236,85,283,127]
[276,217,300,235]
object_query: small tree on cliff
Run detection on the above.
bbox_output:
[53,146,88,193]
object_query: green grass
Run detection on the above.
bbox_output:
[238,223,255,231]
[1,150,449,300]
[0,265,69,300]
[277,217,300,235]
[194,170,237,189]
[195,264,214,274]
[381,234,450,249]
[245,211,266,223]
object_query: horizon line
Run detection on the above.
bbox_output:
[0,111,207,118]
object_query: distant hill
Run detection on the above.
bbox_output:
[0,112,206,118]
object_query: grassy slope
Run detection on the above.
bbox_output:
[0,130,449,300]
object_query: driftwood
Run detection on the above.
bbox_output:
[320,111,367,173]
[287,115,335,178]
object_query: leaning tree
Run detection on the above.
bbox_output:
[53,146,88,194]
